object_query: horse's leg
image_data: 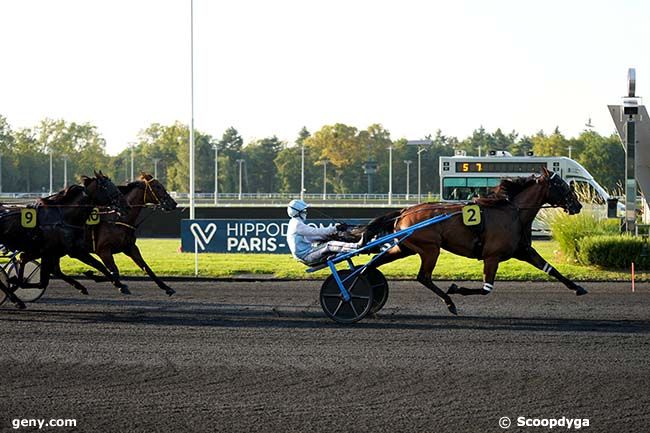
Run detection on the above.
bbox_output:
[415,249,458,315]
[447,257,500,296]
[515,247,587,296]
[70,252,130,294]
[124,243,175,296]
[50,259,90,295]
[0,274,25,309]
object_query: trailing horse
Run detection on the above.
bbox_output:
[340,167,586,315]
[0,171,128,308]
[81,173,178,295]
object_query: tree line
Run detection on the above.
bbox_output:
[0,114,624,195]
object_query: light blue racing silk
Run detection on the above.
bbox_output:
[286,217,337,260]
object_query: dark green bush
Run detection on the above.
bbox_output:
[542,209,620,260]
[577,235,650,269]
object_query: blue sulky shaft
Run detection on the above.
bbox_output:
[322,212,460,301]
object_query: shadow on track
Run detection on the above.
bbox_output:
[3,297,649,335]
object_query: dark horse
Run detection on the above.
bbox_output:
[0,172,127,308]
[80,173,177,295]
[348,167,586,315]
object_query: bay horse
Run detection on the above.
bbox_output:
[0,172,128,309]
[357,167,586,315]
[80,173,177,295]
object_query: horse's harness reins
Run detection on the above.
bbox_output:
[90,178,165,251]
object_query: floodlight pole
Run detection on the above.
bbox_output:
[319,159,328,200]
[388,146,393,205]
[212,144,219,205]
[237,159,245,200]
[404,160,412,200]
[49,151,53,194]
[300,143,305,200]
[188,0,196,220]
[62,155,68,188]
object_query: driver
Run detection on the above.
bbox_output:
[286,199,362,264]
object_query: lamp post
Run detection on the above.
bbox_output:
[62,155,69,188]
[407,139,433,203]
[387,145,393,205]
[300,143,305,200]
[49,150,53,194]
[152,158,161,179]
[417,147,427,203]
[212,144,219,205]
[236,159,245,200]
[130,144,135,181]
[404,160,412,200]
[318,159,328,200]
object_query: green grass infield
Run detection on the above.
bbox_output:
[57,239,646,281]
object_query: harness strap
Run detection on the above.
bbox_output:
[115,221,136,230]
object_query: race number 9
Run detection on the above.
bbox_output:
[462,205,481,226]
[21,208,37,228]
[86,207,100,225]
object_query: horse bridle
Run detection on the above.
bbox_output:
[142,177,162,206]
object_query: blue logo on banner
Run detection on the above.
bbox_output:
[181,219,367,254]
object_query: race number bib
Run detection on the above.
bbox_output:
[21,208,37,228]
[462,205,481,226]
[86,207,100,225]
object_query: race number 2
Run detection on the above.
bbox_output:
[86,207,100,225]
[21,208,37,228]
[462,205,481,226]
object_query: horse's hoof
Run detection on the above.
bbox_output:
[15,301,26,310]
[447,303,458,315]
[118,286,131,295]
[575,286,588,296]
[165,288,175,296]
[79,288,89,295]
[447,284,459,295]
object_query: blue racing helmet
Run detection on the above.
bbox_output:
[287,199,309,218]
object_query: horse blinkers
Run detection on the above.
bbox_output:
[546,173,582,215]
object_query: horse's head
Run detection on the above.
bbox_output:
[140,172,177,211]
[83,171,128,214]
[541,167,582,215]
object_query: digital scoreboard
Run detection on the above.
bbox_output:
[455,161,545,173]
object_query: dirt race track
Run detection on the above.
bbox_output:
[1,278,649,433]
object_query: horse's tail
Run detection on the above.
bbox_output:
[358,210,401,243]
[322,211,400,246]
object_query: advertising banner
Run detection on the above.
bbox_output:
[181,219,367,254]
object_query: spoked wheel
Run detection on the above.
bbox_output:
[320,269,374,324]
[0,267,7,306]
[8,260,46,303]
[365,268,389,314]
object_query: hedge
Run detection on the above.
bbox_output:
[577,235,650,269]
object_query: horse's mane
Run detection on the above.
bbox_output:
[474,175,538,206]
[39,184,85,205]
[119,181,142,194]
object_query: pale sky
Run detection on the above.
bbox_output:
[1,0,649,155]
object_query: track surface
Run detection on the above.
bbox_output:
[1,279,649,433]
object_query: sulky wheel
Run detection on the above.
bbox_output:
[320,269,374,324]
[0,267,7,306]
[8,260,46,303]
[364,268,389,315]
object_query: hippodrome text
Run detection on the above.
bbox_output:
[181,219,366,254]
